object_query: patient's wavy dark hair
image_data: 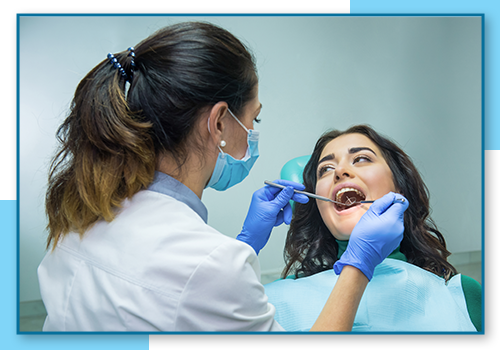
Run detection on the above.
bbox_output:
[282,125,457,281]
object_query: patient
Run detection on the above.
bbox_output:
[265,125,481,332]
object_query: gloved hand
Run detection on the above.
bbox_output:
[333,192,409,280]
[236,179,309,255]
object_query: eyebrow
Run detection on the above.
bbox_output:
[349,147,377,156]
[318,153,335,165]
[317,147,377,166]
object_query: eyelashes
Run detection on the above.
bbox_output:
[353,155,372,164]
[317,164,335,178]
[317,155,373,177]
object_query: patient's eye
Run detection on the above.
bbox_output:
[353,155,372,164]
[318,165,335,177]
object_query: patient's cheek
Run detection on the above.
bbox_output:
[315,181,329,198]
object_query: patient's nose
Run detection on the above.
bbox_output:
[334,164,353,182]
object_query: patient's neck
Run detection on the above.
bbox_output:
[335,239,407,262]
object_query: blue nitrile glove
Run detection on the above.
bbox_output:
[236,179,309,255]
[333,192,409,280]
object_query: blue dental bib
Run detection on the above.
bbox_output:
[265,259,476,332]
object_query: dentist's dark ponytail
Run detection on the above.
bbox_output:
[46,22,257,249]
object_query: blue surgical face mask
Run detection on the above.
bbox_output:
[206,109,260,191]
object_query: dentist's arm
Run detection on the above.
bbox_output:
[237,185,408,332]
[311,192,409,331]
[310,265,368,331]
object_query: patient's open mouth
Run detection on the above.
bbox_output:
[334,187,366,211]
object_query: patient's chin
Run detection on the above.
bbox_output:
[319,204,362,241]
[329,219,359,241]
[331,231,351,241]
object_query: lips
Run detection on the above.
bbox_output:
[333,185,366,211]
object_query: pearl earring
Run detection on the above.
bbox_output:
[220,140,226,147]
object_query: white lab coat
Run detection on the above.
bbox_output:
[38,189,284,332]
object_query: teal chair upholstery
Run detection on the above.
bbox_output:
[280,155,311,184]
[280,155,311,209]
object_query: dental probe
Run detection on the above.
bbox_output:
[264,181,405,206]
[264,180,358,206]
[264,181,344,205]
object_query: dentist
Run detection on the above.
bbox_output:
[38,21,408,332]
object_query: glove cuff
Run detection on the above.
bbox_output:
[334,254,374,281]
[236,231,260,255]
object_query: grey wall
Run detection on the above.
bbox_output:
[19,15,482,302]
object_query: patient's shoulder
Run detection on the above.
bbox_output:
[461,274,482,303]
[460,274,482,332]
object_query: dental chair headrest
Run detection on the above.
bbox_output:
[280,155,311,184]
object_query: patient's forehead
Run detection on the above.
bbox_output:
[320,133,381,157]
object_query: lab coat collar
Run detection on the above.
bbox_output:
[148,171,208,223]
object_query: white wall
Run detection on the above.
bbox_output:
[19,15,482,302]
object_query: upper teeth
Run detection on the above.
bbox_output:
[336,187,364,202]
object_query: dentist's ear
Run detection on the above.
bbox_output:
[207,102,229,146]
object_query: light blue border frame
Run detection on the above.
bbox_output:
[15,11,484,340]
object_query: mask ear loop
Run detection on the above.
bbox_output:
[207,117,226,157]
[227,109,250,133]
